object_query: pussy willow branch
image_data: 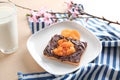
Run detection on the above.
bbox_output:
[8,0,120,25]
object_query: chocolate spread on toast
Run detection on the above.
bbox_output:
[43,34,87,63]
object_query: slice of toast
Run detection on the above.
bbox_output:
[43,34,87,66]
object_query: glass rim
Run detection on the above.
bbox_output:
[0,1,16,19]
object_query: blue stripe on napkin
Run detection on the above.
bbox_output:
[19,16,120,80]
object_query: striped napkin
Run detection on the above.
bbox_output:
[18,17,120,80]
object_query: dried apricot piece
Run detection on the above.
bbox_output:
[53,39,76,56]
[67,47,76,55]
[58,39,67,45]
[61,29,80,40]
[53,46,63,56]
[71,30,80,40]
[61,29,71,38]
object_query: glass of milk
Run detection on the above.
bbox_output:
[0,2,18,54]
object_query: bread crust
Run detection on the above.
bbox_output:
[44,54,80,66]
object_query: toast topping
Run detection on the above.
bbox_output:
[61,29,80,40]
[53,39,76,56]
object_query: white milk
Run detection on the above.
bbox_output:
[0,5,18,54]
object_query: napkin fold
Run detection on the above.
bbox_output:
[18,5,120,80]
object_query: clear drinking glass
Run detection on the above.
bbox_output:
[0,2,18,54]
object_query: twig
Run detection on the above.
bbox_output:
[8,0,37,11]
[8,0,120,25]
[83,12,120,25]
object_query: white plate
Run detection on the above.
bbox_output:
[27,21,102,75]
